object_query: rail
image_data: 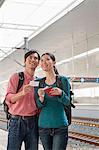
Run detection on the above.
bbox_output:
[72,120,99,128]
[72,117,99,122]
[69,131,99,146]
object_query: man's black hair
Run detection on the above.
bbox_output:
[24,50,40,61]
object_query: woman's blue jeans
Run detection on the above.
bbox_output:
[39,126,68,150]
[7,115,38,150]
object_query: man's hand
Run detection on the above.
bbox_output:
[22,84,33,96]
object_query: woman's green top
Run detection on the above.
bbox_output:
[36,76,70,128]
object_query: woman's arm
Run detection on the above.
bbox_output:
[57,76,70,106]
[36,88,47,108]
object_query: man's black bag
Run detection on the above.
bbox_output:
[39,76,75,125]
[3,72,24,120]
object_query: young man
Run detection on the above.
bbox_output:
[5,50,40,150]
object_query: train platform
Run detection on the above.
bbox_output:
[0,129,76,150]
[0,129,43,150]
[0,129,99,150]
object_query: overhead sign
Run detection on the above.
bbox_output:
[69,77,99,83]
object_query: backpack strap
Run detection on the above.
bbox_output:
[39,76,63,89]
[39,77,46,88]
[3,72,24,127]
[16,72,24,93]
[39,75,71,99]
[56,75,63,90]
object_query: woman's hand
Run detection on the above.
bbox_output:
[38,88,45,102]
[49,87,62,96]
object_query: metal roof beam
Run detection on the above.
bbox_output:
[0,0,5,8]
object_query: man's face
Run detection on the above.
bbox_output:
[25,53,39,70]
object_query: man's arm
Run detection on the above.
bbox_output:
[6,73,33,103]
[10,84,33,103]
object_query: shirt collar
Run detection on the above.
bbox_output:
[24,70,34,80]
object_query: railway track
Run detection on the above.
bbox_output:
[69,117,99,146]
[72,120,99,128]
[72,117,99,123]
[69,131,99,146]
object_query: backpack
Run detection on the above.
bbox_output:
[3,72,24,120]
[39,75,75,125]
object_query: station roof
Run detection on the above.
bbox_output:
[0,0,84,61]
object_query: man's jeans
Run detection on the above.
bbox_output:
[7,115,38,150]
[39,126,68,150]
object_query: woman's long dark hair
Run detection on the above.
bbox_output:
[41,53,59,75]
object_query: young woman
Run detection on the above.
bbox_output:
[36,53,70,150]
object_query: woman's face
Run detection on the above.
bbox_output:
[40,54,55,71]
